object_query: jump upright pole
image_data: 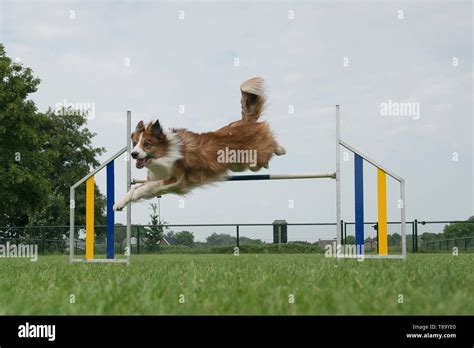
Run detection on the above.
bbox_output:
[337,105,407,260]
[106,161,115,259]
[126,111,132,266]
[335,105,342,258]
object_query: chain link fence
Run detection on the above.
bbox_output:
[0,220,472,255]
[343,221,412,255]
[416,220,474,252]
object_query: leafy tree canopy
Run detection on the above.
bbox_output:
[0,44,106,236]
[175,230,194,247]
[442,216,474,239]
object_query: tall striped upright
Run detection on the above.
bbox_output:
[354,154,364,255]
[106,162,115,259]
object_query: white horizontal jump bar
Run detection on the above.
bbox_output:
[227,173,337,180]
[131,172,336,185]
[270,173,336,179]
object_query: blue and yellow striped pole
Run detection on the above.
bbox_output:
[106,162,115,259]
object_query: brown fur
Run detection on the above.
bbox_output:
[119,77,285,206]
[131,120,170,160]
[169,120,280,192]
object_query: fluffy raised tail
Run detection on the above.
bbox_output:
[240,77,266,122]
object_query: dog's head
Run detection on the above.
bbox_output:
[131,120,169,169]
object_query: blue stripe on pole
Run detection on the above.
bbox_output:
[354,154,364,255]
[226,174,271,181]
[106,161,115,259]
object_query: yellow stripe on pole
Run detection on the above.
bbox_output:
[377,169,388,256]
[86,176,95,260]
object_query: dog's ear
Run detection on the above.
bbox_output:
[135,120,145,132]
[151,119,164,139]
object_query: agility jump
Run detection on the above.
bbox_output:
[69,111,132,265]
[69,105,406,264]
[335,105,406,259]
[224,105,406,259]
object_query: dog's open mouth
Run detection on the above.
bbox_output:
[136,157,149,169]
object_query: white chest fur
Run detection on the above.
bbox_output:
[145,131,183,181]
[147,160,173,180]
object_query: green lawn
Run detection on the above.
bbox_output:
[0,254,472,315]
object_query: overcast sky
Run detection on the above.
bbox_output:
[1,1,472,239]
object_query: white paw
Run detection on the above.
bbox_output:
[113,200,127,211]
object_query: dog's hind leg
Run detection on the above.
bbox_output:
[274,145,286,156]
[249,166,263,172]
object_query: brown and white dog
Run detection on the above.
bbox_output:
[113,77,285,211]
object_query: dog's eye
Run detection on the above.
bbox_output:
[144,141,151,147]
[132,142,137,147]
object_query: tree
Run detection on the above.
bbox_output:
[443,216,474,239]
[206,233,236,246]
[0,44,106,237]
[420,232,441,242]
[239,237,263,245]
[344,235,355,244]
[28,110,106,232]
[388,233,402,245]
[0,44,49,228]
[145,203,168,246]
[165,231,178,245]
[175,231,194,247]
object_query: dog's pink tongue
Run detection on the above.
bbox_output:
[137,159,146,168]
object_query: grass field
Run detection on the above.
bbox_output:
[0,254,472,315]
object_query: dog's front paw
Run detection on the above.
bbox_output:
[113,200,127,211]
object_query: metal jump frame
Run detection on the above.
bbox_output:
[69,111,132,264]
[70,106,406,264]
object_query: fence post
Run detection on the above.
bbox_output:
[344,221,347,245]
[278,225,281,251]
[236,225,240,249]
[375,223,379,254]
[413,219,417,253]
[340,220,344,245]
[415,219,419,252]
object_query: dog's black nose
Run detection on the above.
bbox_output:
[131,151,139,159]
